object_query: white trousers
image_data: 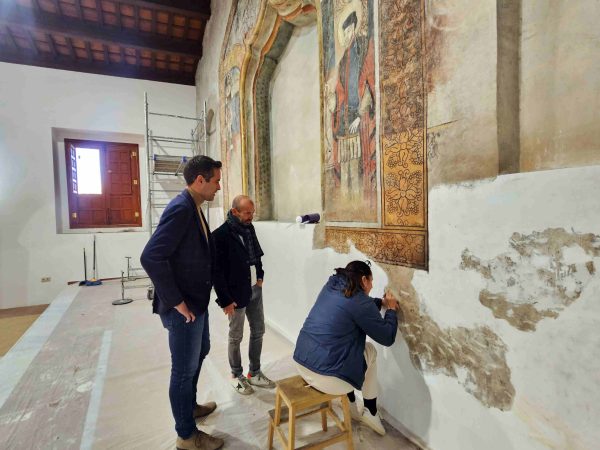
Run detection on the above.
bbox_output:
[295,342,378,400]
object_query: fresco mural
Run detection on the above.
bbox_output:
[323,0,428,269]
[322,0,377,223]
[218,0,427,268]
[219,0,263,208]
[224,66,243,201]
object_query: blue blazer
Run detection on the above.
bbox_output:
[293,274,398,389]
[140,189,214,316]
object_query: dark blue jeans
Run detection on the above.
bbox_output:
[160,308,210,439]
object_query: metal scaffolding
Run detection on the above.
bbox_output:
[113,93,209,305]
[145,92,209,237]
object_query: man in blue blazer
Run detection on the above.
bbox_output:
[141,155,224,450]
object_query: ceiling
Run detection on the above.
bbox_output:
[0,0,211,85]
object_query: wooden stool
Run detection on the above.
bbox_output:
[268,375,354,450]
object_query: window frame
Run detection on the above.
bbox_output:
[64,138,142,229]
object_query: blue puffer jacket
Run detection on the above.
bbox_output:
[293,274,398,390]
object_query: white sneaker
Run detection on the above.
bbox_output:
[360,409,386,436]
[246,371,275,388]
[231,375,254,395]
[349,401,362,421]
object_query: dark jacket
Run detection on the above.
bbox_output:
[212,221,264,309]
[140,189,214,316]
[293,274,398,390]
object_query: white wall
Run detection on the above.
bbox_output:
[0,62,196,309]
[259,165,600,450]
[195,0,230,226]
[270,24,321,221]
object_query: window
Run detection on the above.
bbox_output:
[65,139,142,228]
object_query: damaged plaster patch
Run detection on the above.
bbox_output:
[383,265,515,410]
[461,228,600,331]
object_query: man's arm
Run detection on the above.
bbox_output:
[255,258,264,287]
[140,203,190,310]
[212,229,235,309]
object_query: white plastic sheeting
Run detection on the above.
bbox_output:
[0,281,418,449]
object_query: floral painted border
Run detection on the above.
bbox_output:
[326,227,427,268]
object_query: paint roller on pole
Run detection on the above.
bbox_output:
[295,213,320,224]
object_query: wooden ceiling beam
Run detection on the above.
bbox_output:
[151,9,157,34]
[85,41,93,62]
[66,36,76,59]
[47,32,57,57]
[74,0,84,20]
[183,16,189,40]
[26,30,38,54]
[95,0,104,24]
[5,26,19,51]
[167,11,173,37]
[0,48,196,85]
[134,5,140,30]
[120,0,210,21]
[115,2,123,29]
[0,6,202,59]
[50,0,61,15]
[103,44,110,65]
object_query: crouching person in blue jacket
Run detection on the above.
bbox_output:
[293,260,400,436]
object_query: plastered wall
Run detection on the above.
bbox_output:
[520,1,600,172]
[196,0,600,448]
[0,62,196,309]
[270,24,321,221]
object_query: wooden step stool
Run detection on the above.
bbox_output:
[268,375,354,450]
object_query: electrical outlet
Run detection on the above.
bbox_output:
[41,277,51,283]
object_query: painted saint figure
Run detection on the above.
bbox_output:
[325,3,377,223]
[223,67,243,205]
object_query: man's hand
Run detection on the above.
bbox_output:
[382,292,400,311]
[349,117,361,133]
[223,302,237,317]
[175,301,195,323]
[256,279,263,288]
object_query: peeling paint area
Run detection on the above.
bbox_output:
[461,228,600,331]
[384,266,515,410]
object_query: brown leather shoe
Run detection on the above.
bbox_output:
[193,401,217,419]
[176,429,224,450]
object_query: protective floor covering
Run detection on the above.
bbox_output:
[0,281,419,449]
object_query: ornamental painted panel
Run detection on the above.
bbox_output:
[379,0,427,228]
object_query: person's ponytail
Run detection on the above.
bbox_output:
[334,260,372,298]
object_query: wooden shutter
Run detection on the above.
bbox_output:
[65,139,108,228]
[105,143,142,227]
